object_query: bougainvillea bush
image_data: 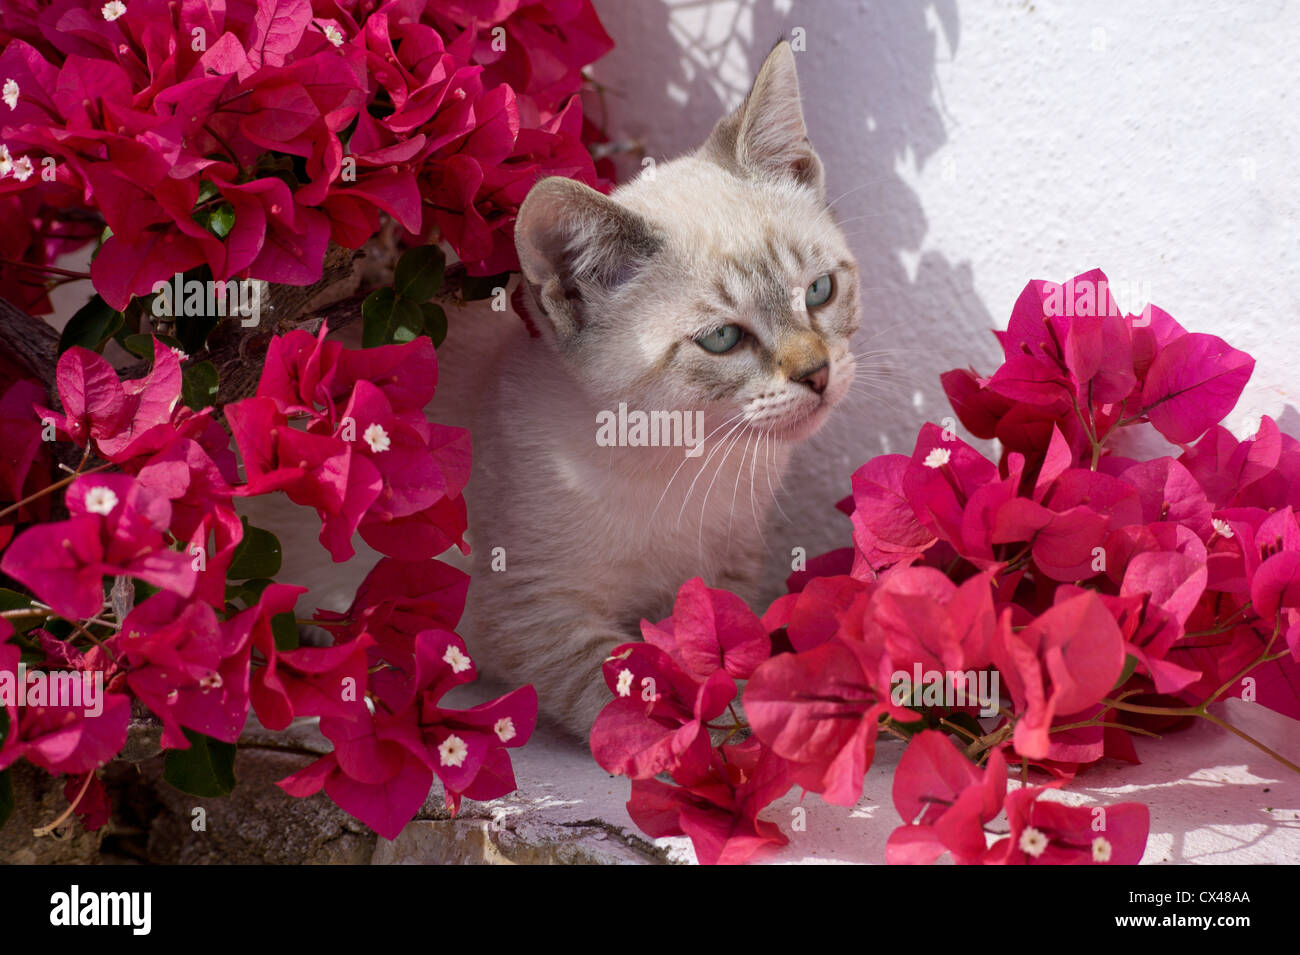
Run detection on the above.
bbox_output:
[0,0,611,313]
[590,269,1300,865]
[0,0,611,842]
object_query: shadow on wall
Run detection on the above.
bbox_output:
[587,0,998,599]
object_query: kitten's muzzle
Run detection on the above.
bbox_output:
[792,361,830,396]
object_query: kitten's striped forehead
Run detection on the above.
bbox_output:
[709,225,848,321]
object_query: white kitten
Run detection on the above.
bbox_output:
[255,41,860,740]
[441,41,860,737]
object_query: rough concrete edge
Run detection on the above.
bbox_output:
[373,813,677,865]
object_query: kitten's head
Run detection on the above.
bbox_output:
[515,41,859,444]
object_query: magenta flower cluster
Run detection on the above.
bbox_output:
[0,0,612,312]
[0,330,535,838]
[591,270,1299,865]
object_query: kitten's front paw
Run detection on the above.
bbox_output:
[537,636,627,746]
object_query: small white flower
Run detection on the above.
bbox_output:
[323,24,344,47]
[438,734,468,767]
[2,79,18,111]
[102,1,127,21]
[0,144,11,177]
[1211,517,1234,539]
[170,346,188,361]
[1091,836,1112,862]
[84,485,119,515]
[199,672,223,691]
[12,155,33,182]
[442,644,472,674]
[363,422,390,453]
[494,717,516,743]
[1018,825,1048,858]
[923,447,951,469]
[616,668,633,697]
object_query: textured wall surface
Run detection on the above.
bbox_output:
[589,0,1300,599]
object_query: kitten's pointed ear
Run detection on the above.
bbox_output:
[703,40,824,196]
[515,177,662,347]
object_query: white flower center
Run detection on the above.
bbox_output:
[494,717,516,743]
[923,447,952,469]
[2,79,18,111]
[1211,518,1233,539]
[1091,836,1113,862]
[363,422,391,453]
[102,1,127,21]
[439,735,468,767]
[616,668,633,697]
[84,486,119,515]
[442,644,471,674]
[324,25,344,47]
[1018,825,1048,858]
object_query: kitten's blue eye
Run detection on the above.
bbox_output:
[695,324,744,354]
[805,274,834,308]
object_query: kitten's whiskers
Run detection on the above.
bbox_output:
[649,409,744,526]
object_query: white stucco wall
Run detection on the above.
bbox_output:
[588,0,1300,598]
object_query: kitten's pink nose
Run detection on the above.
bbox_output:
[793,362,829,395]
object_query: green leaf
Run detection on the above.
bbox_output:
[253,152,299,191]
[393,245,445,303]
[163,729,236,797]
[421,302,447,348]
[271,612,299,651]
[1113,653,1139,691]
[208,202,235,239]
[58,294,124,355]
[133,579,159,605]
[181,360,219,411]
[0,770,11,831]
[172,264,220,355]
[196,180,220,205]
[460,271,511,302]
[176,312,220,356]
[227,519,282,579]
[0,588,41,633]
[225,577,274,607]
[122,332,184,360]
[362,287,425,348]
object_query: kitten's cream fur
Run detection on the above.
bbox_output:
[253,42,860,740]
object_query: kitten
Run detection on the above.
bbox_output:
[254,41,861,741]
[440,40,861,738]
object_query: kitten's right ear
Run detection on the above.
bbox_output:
[515,177,662,347]
[702,40,824,196]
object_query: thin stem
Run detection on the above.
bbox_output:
[0,462,114,520]
[29,600,120,632]
[0,259,91,280]
[34,771,95,838]
[1100,698,1200,717]
[938,717,981,743]
[1049,717,1160,739]
[1200,711,1300,775]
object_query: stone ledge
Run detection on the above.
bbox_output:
[3,687,1297,864]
